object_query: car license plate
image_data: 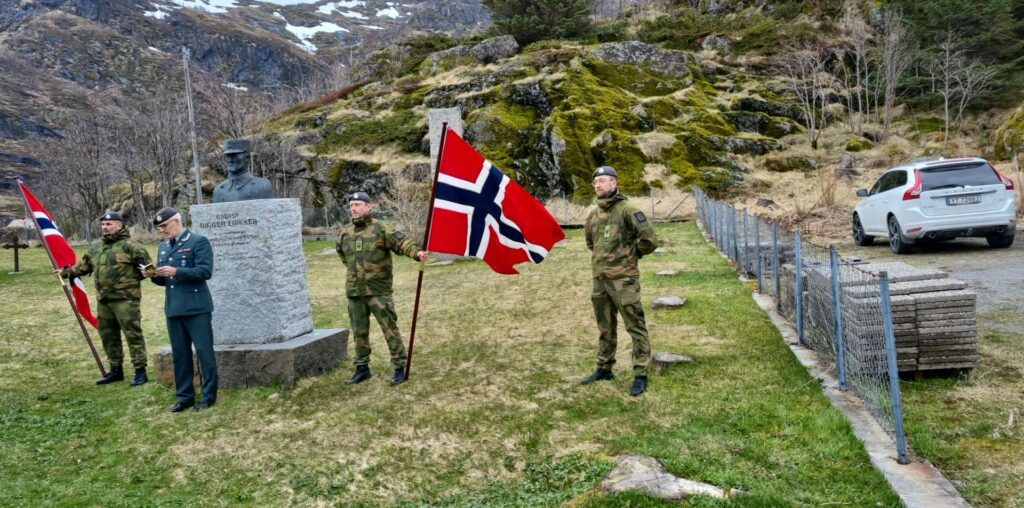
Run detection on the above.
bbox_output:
[946,194,982,206]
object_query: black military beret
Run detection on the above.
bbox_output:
[593,166,618,179]
[153,207,179,226]
[99,211,123,222]
[349,192,371,203]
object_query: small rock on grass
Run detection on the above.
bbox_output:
[653,247,669,254]
[652,296,686,309]
[601,455,740,500]
[656,270,678,277]
[653,351,693,375]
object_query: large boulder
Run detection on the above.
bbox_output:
[424,35,520,67]
[588,41,700,77]
[994,101,1024,159]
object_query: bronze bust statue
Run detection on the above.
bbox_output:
[212,138,276,203]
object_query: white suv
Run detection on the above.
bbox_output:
[852,157,1017,253]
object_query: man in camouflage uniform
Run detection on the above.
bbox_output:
[61,211,153,386]
[336,192,427,386]
[581,166,658,396]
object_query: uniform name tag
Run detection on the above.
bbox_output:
[634,212,647,223]
[603,225,611,238]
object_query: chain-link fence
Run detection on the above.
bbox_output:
[695,189,910,464]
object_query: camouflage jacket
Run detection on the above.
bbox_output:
[63,227,152,301]
[336,216,421,297]
[585,191,657,279]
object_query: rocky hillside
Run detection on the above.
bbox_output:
[0,0,490,212]
[267,35,801,207]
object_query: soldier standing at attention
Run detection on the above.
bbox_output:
[150,207,219,412]
[61,211,153,386]
[581,166,658,397]
[336,192,427,386]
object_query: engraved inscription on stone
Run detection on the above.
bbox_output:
[191,198,314,345]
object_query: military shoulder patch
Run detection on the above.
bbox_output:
[633,211,647,223]
[393,231,406,240]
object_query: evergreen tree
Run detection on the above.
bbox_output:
[482,0,594,45]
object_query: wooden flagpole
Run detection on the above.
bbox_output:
[17,180,106,376]
[403,122,448,379]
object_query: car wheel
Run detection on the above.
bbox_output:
[887,215,913,254]
[986,233,1015,249]
[852,214,873,246]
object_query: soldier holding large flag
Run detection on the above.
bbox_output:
[61,211,153,386]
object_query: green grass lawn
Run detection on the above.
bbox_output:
[0,222,899,506]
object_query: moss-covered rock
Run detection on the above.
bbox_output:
[845,136,873,152]
[994,101,1024,159]
[764,155,816,173]
[317,110,426,155]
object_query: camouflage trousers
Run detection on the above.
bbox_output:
[347,294,407,370]
[97,299,147,369]
[591,276,651,377]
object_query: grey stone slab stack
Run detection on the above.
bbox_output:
[153,199,347,388]
[842,262,978,373]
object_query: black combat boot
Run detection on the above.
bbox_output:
[390,368,407,386]
[345,365,371,385]
[130,368,148,386]
[580,367,614,385]
[96,365,124,385]
[630,376,648,397]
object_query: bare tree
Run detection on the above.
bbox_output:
[777,43,832,150]
[130,92,192,206]
[33,108,118,239]
[878,8,912,141]
[377,164,431,242]
[928,32,998,152]
[839,1,874,134]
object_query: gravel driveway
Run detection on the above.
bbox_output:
[841,234,1024,334]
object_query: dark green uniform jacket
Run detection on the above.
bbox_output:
[585,191,658,279]
[151,229,214,317]
[336,216,420,297]
[63,227,151,301]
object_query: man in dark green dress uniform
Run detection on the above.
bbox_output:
[150,207,219,412]
[581,166,658,397]
[336,192,426,386]
[61,211,152,386]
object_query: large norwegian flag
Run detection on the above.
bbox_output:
[18,181,99,329]
[427,128,565,274]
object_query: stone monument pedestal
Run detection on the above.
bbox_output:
[153,198,346,388]
[154,329,348,388]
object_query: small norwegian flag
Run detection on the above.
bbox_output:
[18,181,99,329]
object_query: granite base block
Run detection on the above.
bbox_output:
[153,328,348,388]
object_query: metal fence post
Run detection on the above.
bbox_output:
[745,208,753,274]
[773,220,780,299]
[830,245,847,390]
[755,215,763,291]
[732,207,740,262]
[795,230,805,345]
[880,271,910,465]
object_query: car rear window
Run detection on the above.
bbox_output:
[920,162,1001,190]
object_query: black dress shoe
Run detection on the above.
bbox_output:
[96,366,124,385]
[169,400,195,413]
[193,400,215,411]
[130,368,148,387]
